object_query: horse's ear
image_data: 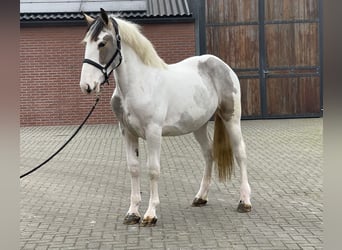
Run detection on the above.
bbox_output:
[82,12,94,25]
[100,8,109,25]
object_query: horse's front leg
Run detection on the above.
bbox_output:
[141,125,162,226]
[123,130,142,225]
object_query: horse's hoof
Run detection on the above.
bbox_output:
[141,216,157,227]
[192,197,208,207]
[123,214,141,225]
[237,200,252,213]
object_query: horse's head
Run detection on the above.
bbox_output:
[80,8,122,94]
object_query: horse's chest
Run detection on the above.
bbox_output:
[111,95,145,137]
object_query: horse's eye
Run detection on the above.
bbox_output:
[98,42,106,48]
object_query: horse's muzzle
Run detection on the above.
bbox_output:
[86,84,92,94]
[80,81,102,94]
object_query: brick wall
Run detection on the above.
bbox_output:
[20,22,195,126]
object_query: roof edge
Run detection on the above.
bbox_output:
[20,12,194,27]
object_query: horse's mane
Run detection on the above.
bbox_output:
[85,15,167,69]
[114,17,167,69]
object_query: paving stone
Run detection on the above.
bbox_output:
[20,119,323,249]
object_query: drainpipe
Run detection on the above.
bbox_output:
[191,0,206,55]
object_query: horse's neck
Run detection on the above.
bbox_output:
[114,43,148,96]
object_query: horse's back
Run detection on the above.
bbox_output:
[172,54,239,92]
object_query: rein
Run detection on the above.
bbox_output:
[82,18,122,85]
[20,97,100,179]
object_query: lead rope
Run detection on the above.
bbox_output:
[20,97,100,179]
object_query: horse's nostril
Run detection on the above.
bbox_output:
[86,84,91,93]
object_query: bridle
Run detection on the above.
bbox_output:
[82,18,122,85]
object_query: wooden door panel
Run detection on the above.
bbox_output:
[266,77,320,115]
[240,78,261,117]
[207,26,259,69]
[206,0,258,23]
[265,0,319,21]
[265,23,319,68]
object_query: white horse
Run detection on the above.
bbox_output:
[79,9,251,226]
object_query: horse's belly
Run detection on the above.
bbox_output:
[162,91,217,136]
[162,120,205,136]
[162,106,216,136]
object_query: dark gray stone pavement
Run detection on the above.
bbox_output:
[20,118,323,249]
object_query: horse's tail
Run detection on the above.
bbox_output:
[212,113,234,182]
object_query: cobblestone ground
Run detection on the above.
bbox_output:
[20,118,323,249]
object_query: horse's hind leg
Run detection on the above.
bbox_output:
[223,117,252,212]
[123,130,142,225]
[192,123,213,207]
